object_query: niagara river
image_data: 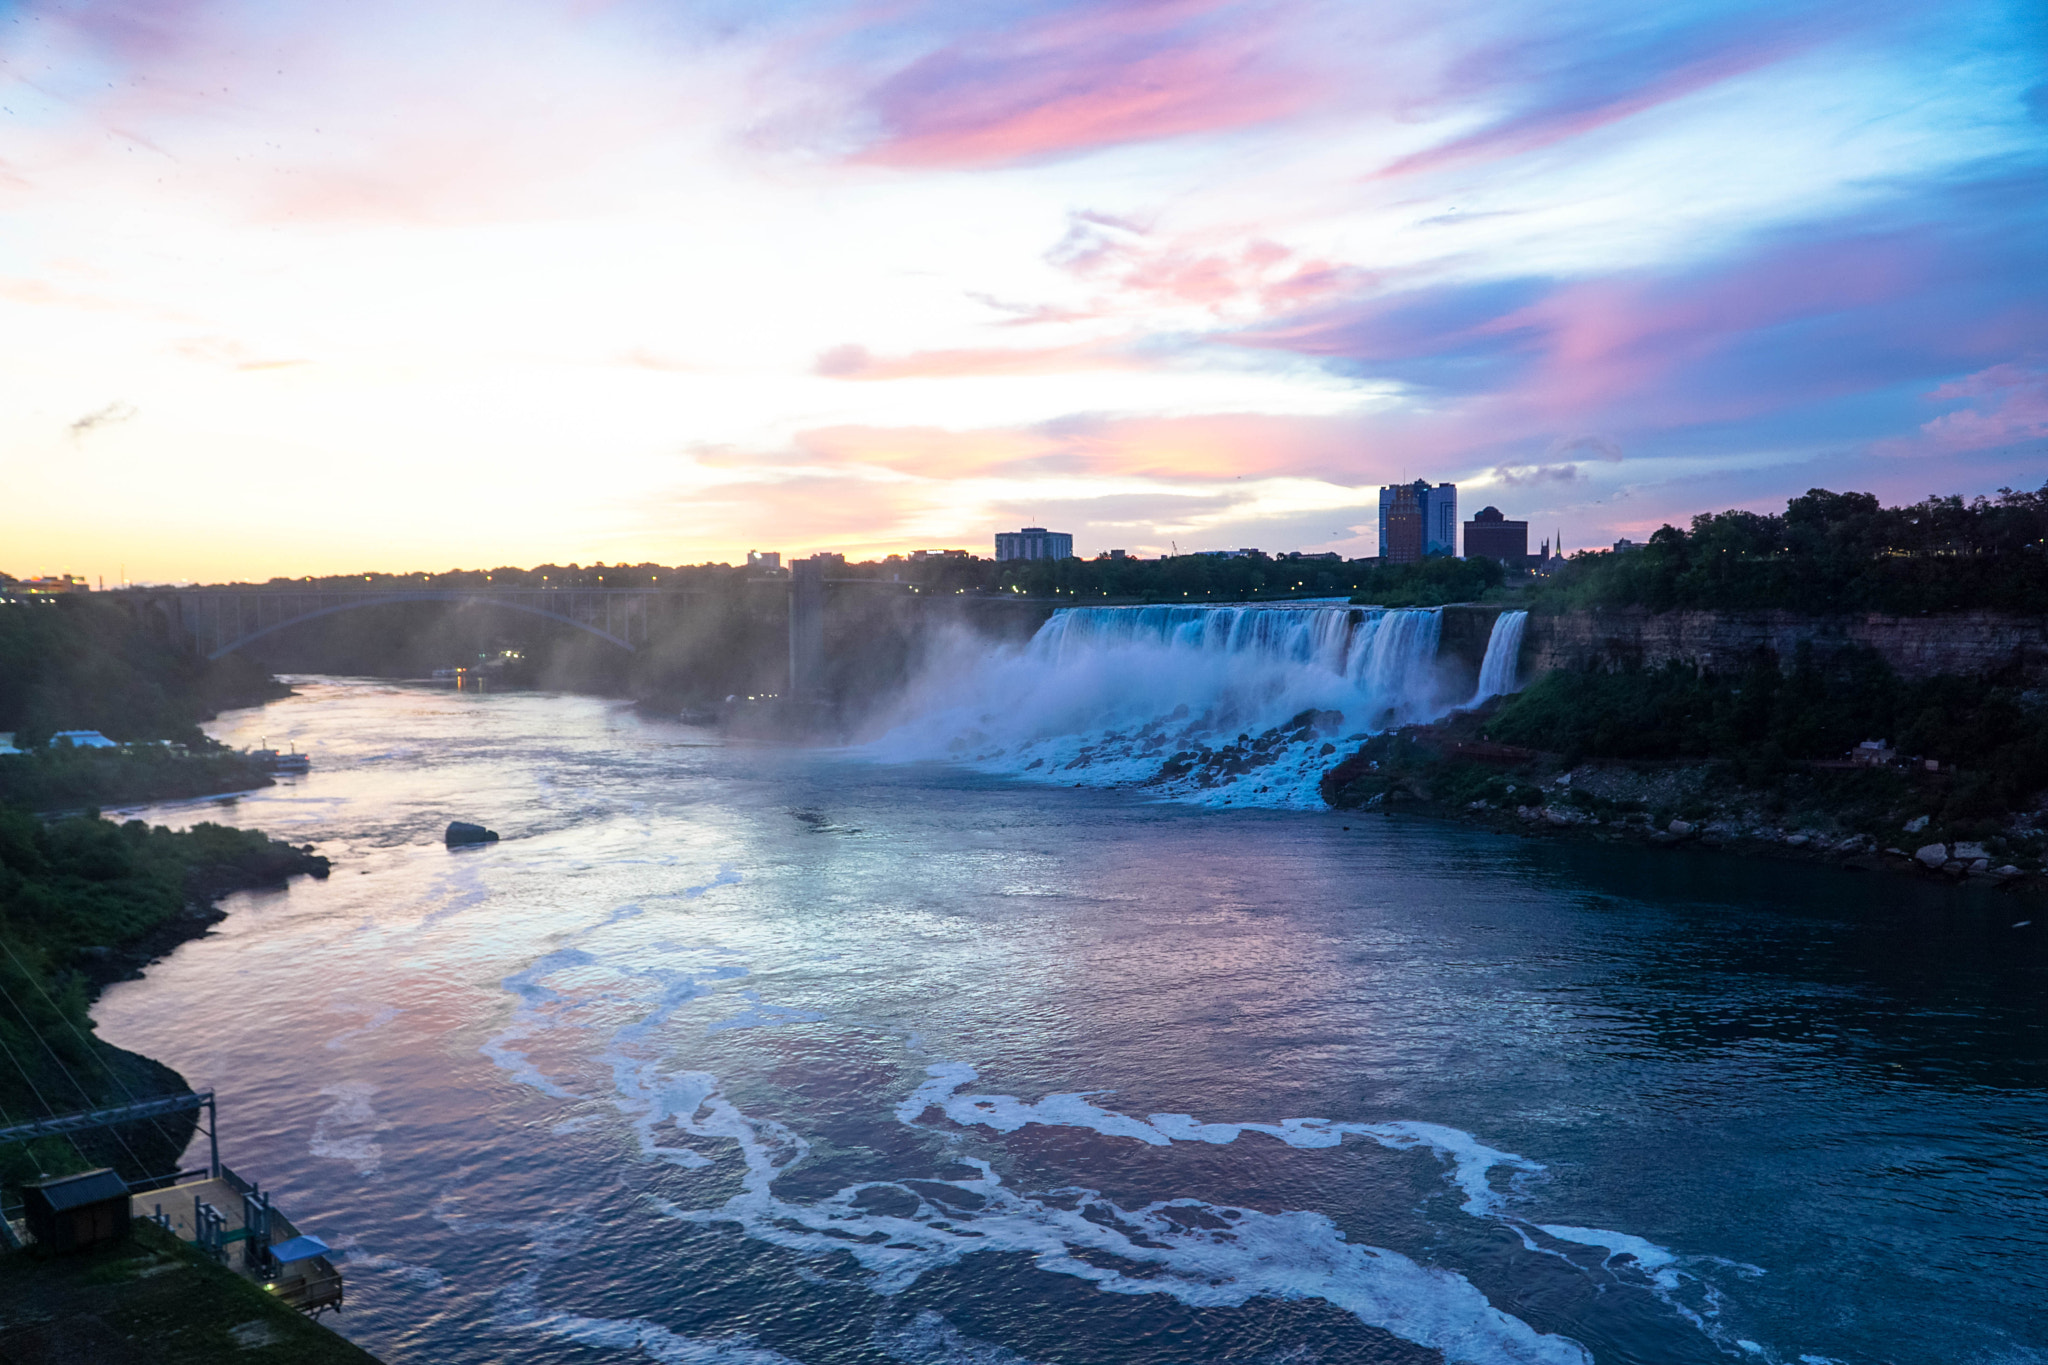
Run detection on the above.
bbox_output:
[91,615,2046,1364]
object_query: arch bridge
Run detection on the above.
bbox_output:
[146,587,662,659]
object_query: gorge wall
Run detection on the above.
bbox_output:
[1519,608,2048,682]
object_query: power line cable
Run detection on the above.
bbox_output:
[0,937,188,1159]
[0,1023,99,1178]
[0,973,151,1176]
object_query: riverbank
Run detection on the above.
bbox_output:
[0,807,330,1185]
[0,1218,377,1364]
[0,748,276,814]
[1322,712,2048,892]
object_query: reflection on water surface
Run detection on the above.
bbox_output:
[95,679,2048,1365]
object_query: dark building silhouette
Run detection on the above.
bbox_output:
[994,527,1074,561]
[1463,506,1528,562]
[24,1169,129,1253]
[1383,484,1425,564]
[1378,480,1456,558]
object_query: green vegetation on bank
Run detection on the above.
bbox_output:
[1483,647,2045,787]
[0,596,287,748]
[0,1219,379,1364]
[0,808,327,1187]
[1324,643,2048,868]
[1322,722,2048,869]
[0,749,273,813]
[1483,648,2048,826]
[1344,555,1504,607]
[1532,484,2048,614]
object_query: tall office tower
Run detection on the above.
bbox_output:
[1378,481,1457,559]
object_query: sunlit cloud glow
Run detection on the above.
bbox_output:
[2,0,2042,581]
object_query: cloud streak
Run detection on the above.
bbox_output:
[1,0,2043,576]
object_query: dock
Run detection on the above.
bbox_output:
[0,1090,344,1316]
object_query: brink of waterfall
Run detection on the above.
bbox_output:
[869,601,1460,807]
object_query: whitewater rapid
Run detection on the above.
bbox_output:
[471,919,1808,1365]
[870,602,1518,807]
[94,679,2012,1365]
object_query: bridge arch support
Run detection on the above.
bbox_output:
[150,589,656,659]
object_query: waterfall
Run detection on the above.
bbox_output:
[868,601,1455,808]
[1472,610,1528,703]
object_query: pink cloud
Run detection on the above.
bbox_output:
[1049,213,1376,315]
[855,1,1328,168]
[1897,360,2048,455]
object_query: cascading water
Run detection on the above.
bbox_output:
[866,602,1454,807]
[1471,610,1528,703]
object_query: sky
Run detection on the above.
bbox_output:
[2,0,2044,582]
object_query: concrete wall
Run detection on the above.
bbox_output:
[1523,608,2048,682]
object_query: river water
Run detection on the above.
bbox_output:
[97,676,2046,1365]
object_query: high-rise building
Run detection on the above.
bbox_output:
[994,527,1074,561]
[1378,481,1456,559]
[1462,506,1528,562]
[1383,484,1424,564]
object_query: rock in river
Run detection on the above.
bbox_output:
[446,821,500,847]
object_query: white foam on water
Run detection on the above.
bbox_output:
[897,1066,1539,1219]
[874,1310,1039,1365]
[863,604,1458,808]
[631,1066,1589,1364]
[468,937,1805,1365]
[478,947,598,1098]
[308,1080,388,1176]
[1536,1225,1681,1288]
[329,1235,447,1291]
[499,1270,805,1364]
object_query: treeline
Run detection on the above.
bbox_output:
[0,810,328,1186]
[0,748,275,812]
[1481,646,2048,824]
[235,560,734,592]
[0,596,287,748]
[1537,484,2048,614]
[887,551,1507,605]
[232,552,1403,602]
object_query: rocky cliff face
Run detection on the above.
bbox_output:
[1523,608,2048,681]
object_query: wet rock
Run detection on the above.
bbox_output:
[1666,819,1694,836]
[1952,841,1990,862]
[1995,864,2024,878]
[1903,815,1931,834]
[446,821,500,847]
[1914,843,1949,868]
[1969,858,1991,874]
[1785,833,1810,847]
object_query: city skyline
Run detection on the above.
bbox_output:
[4,0,2043,583]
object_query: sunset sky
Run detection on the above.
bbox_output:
[3,0,2044,582]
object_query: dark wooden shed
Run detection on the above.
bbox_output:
[23,1168,129,1253]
